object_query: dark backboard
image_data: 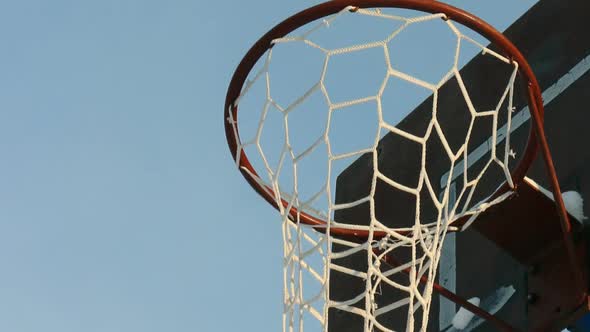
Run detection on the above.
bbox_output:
[331,0,590,330]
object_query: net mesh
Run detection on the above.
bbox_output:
[229,7,520,332]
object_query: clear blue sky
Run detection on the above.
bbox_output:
[0,1,540,331]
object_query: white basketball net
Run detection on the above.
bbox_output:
[229,7,520,332]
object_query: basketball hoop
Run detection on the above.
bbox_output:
[224,1,581,331]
